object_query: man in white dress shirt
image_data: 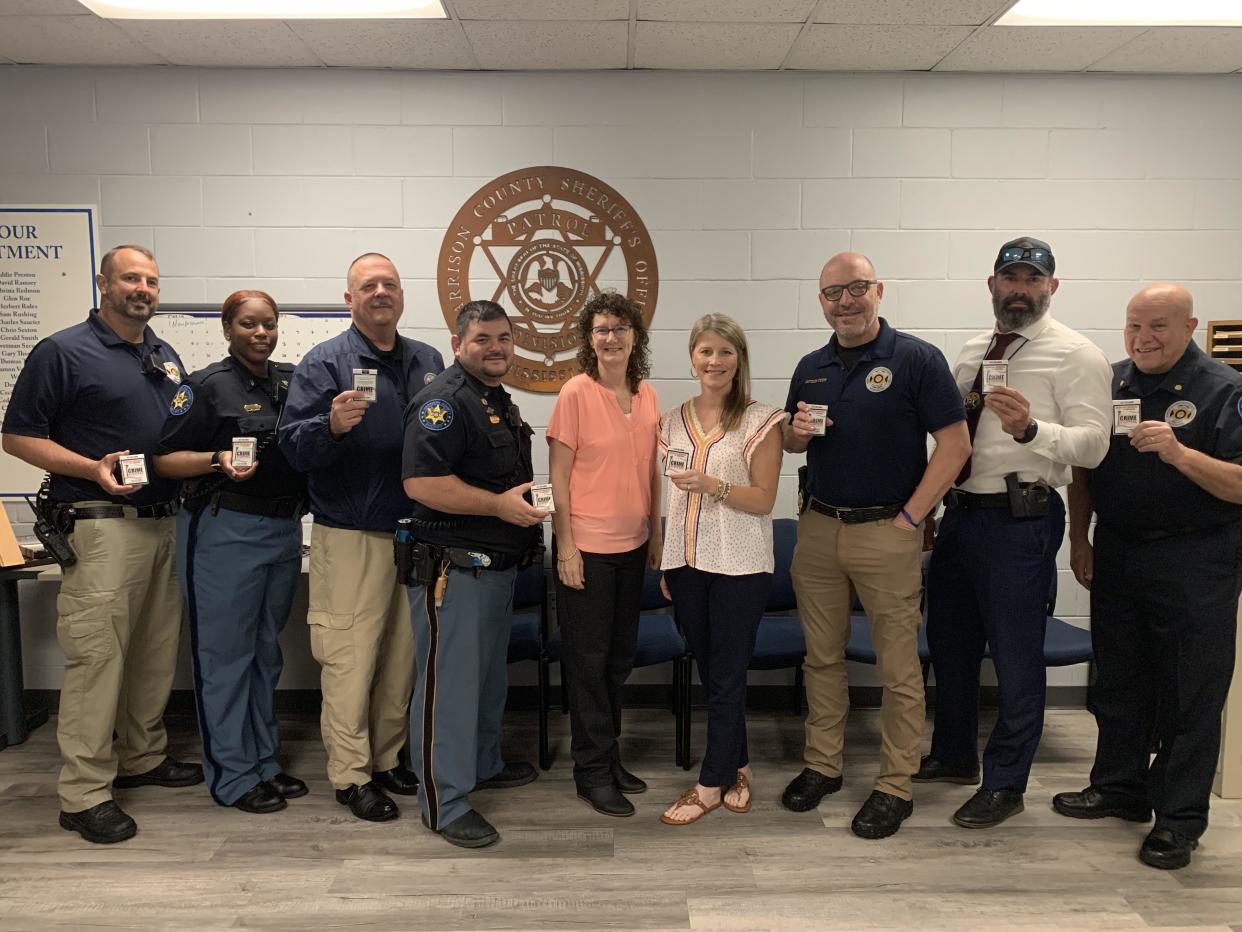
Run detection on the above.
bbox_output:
[916,236,1112,830]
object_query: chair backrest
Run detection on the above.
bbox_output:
[513,562,545,612]
[642,567,671,611]
[768,518,798,612]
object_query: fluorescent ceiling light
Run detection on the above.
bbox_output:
[997,0,1242,26]
[79,0,445,19]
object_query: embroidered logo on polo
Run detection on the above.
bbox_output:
[418,399,454,431]
[1165,400,1197,427]
[163,361,182,384]
[168,385,193,415]
[865,367,893,393]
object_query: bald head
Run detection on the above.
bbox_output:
[1124,282,1197,375]
[817,252,883,348]
[819,252,877,289]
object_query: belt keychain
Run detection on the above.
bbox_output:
[434,559,451,609]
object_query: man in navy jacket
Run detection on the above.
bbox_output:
[279,253,443,822]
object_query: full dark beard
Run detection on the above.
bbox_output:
[993,292,1048,331]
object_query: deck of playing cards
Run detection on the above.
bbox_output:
[352,368,378,401]
[531,482,555,513]
[982,360,1008,394]
[119,453,149,486]
[232,436,257,470]
[665,449,691,475]
[1112,399,1141,435]
[805,404,828,436]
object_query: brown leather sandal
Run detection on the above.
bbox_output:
[659,787,722,825]
[723,771,752,813]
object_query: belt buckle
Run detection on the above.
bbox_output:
[466,550,492,568]
[121,505,138,519]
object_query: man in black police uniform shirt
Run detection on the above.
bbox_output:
[401,300,544,848]
[1054,283,1242,870]
[2,245,202,844]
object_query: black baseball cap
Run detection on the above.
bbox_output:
[994,237,1055,276]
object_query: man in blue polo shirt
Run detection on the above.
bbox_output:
[2,244,203,845]
[779,251,969,839]
[279,253,444,823]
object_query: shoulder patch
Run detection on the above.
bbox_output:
[1236,395,1242,420]
[169,385,194,416]
[418,398,454,431]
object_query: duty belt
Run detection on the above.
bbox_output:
[58,501,179,520]
[809,499,903,524]
[211,491,304,519]
[944,489,1013,510]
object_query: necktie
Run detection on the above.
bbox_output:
[955,331,1021,485]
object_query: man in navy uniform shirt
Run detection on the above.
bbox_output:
[2,244,203,845]
[402,300,544,849]
[780,251,969,839]
[279,253,443,823]
[1054,283,1242,870]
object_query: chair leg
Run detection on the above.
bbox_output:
[793,664,805,716]
[538,657,552,771]
[680,656,692,771]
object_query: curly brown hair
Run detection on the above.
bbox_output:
[575,292,651,394]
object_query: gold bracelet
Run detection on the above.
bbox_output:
[719,481,732,503]
[556,550,579,563]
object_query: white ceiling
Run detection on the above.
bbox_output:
[0,0,1239,73]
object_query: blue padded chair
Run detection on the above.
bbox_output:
[748,519,807,714]
[507,562,549,765]
[541,567,692,771]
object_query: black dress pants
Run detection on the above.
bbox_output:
[555,541,648,789]
[1088,520,1242,839]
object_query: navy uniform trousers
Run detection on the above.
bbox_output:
[177,506,301,806]
[408,565,516,831]
[1089,520,1242,840]
[926,492,1065,791]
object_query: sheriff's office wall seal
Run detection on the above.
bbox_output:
[437,166,659,393]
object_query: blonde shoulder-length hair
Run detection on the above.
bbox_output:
[688,313,752,434]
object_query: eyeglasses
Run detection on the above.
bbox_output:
[998,247,1049,264]
[591,324,633,338]
[819,280,877,302]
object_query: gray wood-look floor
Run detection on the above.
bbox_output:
[1,707,1240,932]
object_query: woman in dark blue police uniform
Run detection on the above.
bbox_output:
[154,290,308,814]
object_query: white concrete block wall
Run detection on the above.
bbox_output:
[3,66,1241,691]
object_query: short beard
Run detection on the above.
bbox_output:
[105,294,156,324]
[993,291,1049,332]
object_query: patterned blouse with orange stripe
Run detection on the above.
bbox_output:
[658,400,788,576]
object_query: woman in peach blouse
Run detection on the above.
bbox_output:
[547,292,661,819]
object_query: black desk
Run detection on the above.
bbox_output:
[0,561,52,750]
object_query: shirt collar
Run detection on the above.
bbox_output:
[816,317,896,369]
[1116,340,1203,397]
[456,361,508,402]
[348,323,403,364]
[87,307,160,351]
[994,311,1052,345]
[226,352,271,388]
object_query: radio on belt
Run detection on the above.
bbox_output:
[1112,399,1141,435]
[531,482,555,513]
[805,404,829,436]
[232,436,257,469]
[352,368,378,401]
[981,360,1008,394]
[664,449,691,475]
[118,453,149,486]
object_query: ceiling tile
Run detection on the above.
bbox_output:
[0,14,164,65]
[462,20,628,69]
[787,24,973,70]
[1088,28,1242,74]
[814,0,1007,25]
[635,21,801,69]
[290,19,475,69]
[0,0,85,13]
[451,0,628,19]
[936,25,1145,72]
[637,0,815,22]
[118,20,321,67]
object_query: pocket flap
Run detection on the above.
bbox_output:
[306,610,355,630]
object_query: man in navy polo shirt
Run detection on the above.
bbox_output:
[2,244,203,845]
[279,253,444,823]
[779,251,969,839]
